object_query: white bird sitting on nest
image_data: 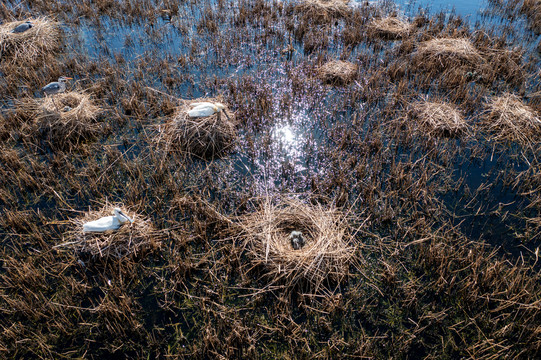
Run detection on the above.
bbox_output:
[83,208,134,233]
[187,102,230,119]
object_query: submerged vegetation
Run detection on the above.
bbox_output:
[0,0,540,358]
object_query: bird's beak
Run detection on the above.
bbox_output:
[119,211,134,223]
[65,77,73,80]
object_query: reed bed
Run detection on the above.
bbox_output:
[157,98,237,159]
[61,205,161,258]
[317,60,358,85]
[0,17,61,63]
[481,93,541,144]
[235,197,357,292]
[17,91,104,150]
[368,17,412,40]
[522,0,541,33]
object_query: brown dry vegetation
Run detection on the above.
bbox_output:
[368,16,412,40]
[294,0,351,23]
[317,60,358,85]
[0,0,540,359]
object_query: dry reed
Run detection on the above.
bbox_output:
[158,98,236,159]
[481,93,541,144]
[0,17,61,63]
[60,205,161,258]
[412,38,488,73]
[317,60,358,85]
[235,197,357,292]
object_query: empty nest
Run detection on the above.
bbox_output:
[368,17,412,40]
[410,100,469,137]
[294,0,351,23]
[317,60,358,85]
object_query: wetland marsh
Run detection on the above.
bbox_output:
[0,0,541,358]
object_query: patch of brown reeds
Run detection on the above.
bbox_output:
[368,17,412,40]
[317,60,358,85]
[17,91,104,150]
[481,93,541,144]
[235,197,357,292]
[158,98,237,159]
[59,205,161,259]
[0,17,61,64]
[294,0,351,23]
[522,0,541,33]
[409,99,469,138]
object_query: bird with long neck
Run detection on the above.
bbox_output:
[83,208,134,233]
[41,76,72,111]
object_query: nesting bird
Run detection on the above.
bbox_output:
[289,231,305,250]
[83,208,134,233]
[187,102,229,119]
[11,21,32,33]
[42,76,72,96]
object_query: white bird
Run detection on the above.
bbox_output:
[187,102,230,119]
[83,208,134,233]
[42,76,72,96]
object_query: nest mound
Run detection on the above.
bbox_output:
[368,17,412,40]
[412,38,488,74]
[159,98,236,159]
[0,18,61,63]
[236,198,356,291]
[294,0,351,23]
[64,206,161,259]
[317,60,358,85]
[481,93,541,144]
[410,100,468,137]
[18,91,104,150]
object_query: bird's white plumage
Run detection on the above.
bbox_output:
[83,208,134,233]
[187,102,225,118]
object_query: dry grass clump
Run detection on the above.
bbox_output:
[412,38,489,76]
[294,0,351,23]
[368,17,412,40]
[236,198,356,292]
[158,98,237,159]
[18,91,103,150]
[410,100,468,137]
[317,60,358,85]
[481,93,541,144]
[0,17,61,64]
[61,205,161,258]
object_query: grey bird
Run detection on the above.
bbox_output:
[12,21,32,33]
[289,231,305,250]
[42,76,73,96]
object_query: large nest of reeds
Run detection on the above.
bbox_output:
[159,98,236,159]
[0,18,61,64]
[367,17,412,40]
[409,100,468,138]
[481,93,541,144]
[62,206,161,259]
[294,0,351,23]
[317,60,358,86]
[18,91,104,150]
[411,38,490,80]
[235,198,356,292]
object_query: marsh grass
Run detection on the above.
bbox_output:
[0,17,61,64]
[409,99,469,138]
[368,16,412,40]
[294,0,351,23]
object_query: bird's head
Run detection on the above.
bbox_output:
[214,102,226,111]
[58,76,73,83]
[113,208,134,223]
